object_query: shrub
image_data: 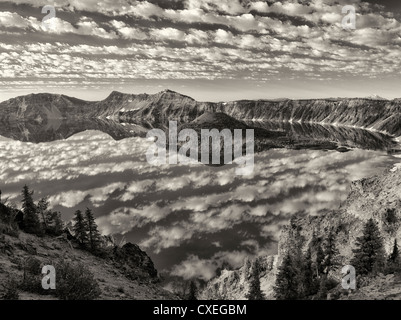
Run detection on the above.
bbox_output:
[2,278,20,300]
[24,257,42,275]
[20,257,45,294]
[384,208,398,225]
[19,259,102,300]
[54,260,101,300]
[383,208,399,234]
[0,210,19,237]
[326,277,339,291]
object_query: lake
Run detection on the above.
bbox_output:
[0,119,400,283]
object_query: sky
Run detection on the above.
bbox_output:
[1,0,401,102]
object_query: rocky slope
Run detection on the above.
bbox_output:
[1,90,401,136]
[0,204,176,300]
[198,256,278,300]
[200,163,401,300]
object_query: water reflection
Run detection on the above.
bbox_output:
[0,119,398,153]
[0,125,400,282]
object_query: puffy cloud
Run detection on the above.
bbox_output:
[170,254,218,281]
[48,182,126,208]
[185,0,247,15]
[0,11,31,28]
[109,20,148,40]
[170,247,272,281]
[140,225,194,253]
[97,204,172,235]
[2,0,401,89]
[150,27,186,42]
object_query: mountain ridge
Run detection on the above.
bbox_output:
[1,90,401,137]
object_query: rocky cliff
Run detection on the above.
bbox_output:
[1,90,401,137]
[200,163,401,300]
[198,256,278,300]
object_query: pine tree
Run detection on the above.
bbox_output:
[246,259,266,300]
[351,218,386,276]
[302,248,317,297]
[287,226,307,298]
[73,210,88,246]
[322,230,340,275]
[37,197,49,229]
[187,281,197,300]
[21,185,42,235]
[274,254,299,300]
[386,239,400,274]
[316,243,325,277]
[389,239,399,262]
[317,275,328,300]
[85,208,102,251]
[45,211,64,236]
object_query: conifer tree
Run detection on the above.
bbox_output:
[187,281,198,300]
[287,225,307,297]
[386,239,400,274]
[274,254,299,300]
[246,259,266,300]
[351,218,386,275]
[316,243,325,277]
[37,197,49,229]
[21,185,41,235]
[302,248,317,297]
[73,210,88,246]
[85,208,102,251]
[322,230,340,275]
[45,211,64,236]
[317,275,328,300]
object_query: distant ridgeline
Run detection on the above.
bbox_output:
[0,90,401,137]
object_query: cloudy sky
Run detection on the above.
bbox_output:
[1,0,401,102]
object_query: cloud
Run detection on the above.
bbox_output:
[97,204,172,235]
[2,0,401,89]
[170,247,272,281]
[48,182,125,208]
[170,254,218,281]
[0,11,31,28]
[150,27,186,42]
[140,225,194,253]
[109,20,148,40]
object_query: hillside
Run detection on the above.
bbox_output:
[0,201,177,300]
[200,162,401,300]
[0,231,176,300]
[1,90,401,137]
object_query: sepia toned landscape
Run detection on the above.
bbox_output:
[1,0,401,302]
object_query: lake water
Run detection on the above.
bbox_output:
[0,120,400,283]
